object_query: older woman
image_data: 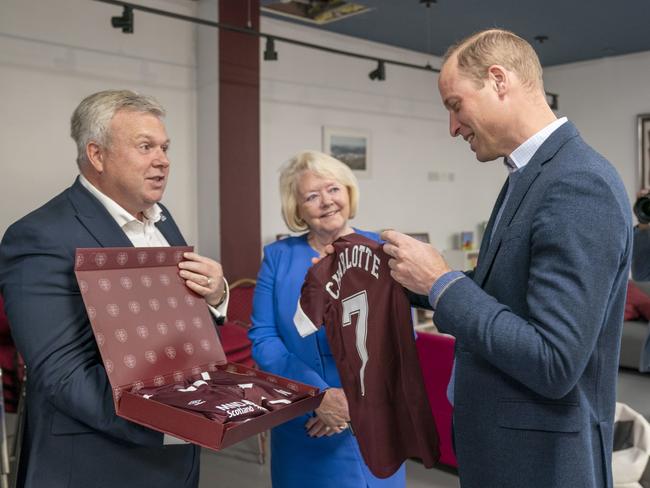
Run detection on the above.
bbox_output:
[249,151,406,487]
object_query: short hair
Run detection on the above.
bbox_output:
[70,89,165,167]
[443,29,544,91]
[279,150,359,233]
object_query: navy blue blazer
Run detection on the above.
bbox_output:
[434,122,632,488]
[0,178,199,488]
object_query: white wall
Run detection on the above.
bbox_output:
[544,51,650,202]
[260,18,505,250]
[196,0,220,258]
[0,0,199,244]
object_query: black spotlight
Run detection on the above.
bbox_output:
[368,60,385,81]
[111,6,134,34]
[264,37,278,61]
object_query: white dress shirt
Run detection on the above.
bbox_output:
[79,174,170,247]
[508,116,568,172]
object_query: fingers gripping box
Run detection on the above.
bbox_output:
[75,246,323,450]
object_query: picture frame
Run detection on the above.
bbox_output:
[405,232,430,244]
[322,126,370,177]
[638,114,650,189]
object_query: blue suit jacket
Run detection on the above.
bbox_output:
[434,122,632,488]
[0,178,199,488]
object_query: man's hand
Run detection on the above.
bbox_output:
[178,252,226,306]
[381,230,452,295]
[310,244,335,265]
[307,388,350,437]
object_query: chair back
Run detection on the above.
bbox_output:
[219,279,256,368]
[415,331,458,469]
[0,296,19,413]
[613,402,650,487]
[228,278,256,325]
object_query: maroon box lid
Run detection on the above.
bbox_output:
[74,246,227,398]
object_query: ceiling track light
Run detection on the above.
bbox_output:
[93,0,440,76]
[111,6,134,33]
[368,60,386,81]
[264,37,278,61]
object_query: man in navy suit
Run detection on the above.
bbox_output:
[0,90,228,487]
[383,30,632,487]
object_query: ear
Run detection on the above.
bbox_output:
[487,65,508,96]
[86,142,105,174]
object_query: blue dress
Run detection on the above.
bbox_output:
[249,230,406,488]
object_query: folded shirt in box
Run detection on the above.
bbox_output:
[138,370,309,423]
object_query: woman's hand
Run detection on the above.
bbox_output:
[305,388,350,437]
[305,416,341,437]
[178,252,226,306]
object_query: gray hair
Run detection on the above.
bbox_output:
[70,89,165,166]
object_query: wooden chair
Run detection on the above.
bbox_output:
[220,278,256,368]
[219,279,266,464]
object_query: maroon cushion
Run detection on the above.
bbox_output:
[0,296,19,411]
[415,331,457,468]
[0,295,10,338]
[626,281,650,322]
[625,298,640,321]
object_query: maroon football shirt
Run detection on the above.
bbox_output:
[139,379,268,423]
[294,233,440,478]
[138,370,310,423]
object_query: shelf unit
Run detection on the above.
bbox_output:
[443,249,479,271]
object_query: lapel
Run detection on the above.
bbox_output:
[68,177,133,248]
[155,205,186,247]
[473,122,580,287]
[476,177,509,265]
[68,177,186,248]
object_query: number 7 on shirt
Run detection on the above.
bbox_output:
[341,290,369,397]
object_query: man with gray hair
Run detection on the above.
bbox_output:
[0,90,227,487]
[383,29,631,487]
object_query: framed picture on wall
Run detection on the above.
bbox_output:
[405,232,430,244]
[322,127,370,177]
[638,114,650,189]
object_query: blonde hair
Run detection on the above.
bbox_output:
[279,150,359,233]
[444,29,544,91]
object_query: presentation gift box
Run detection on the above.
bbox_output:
[74,245,323,450]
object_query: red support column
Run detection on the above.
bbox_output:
[219,0,261,281]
